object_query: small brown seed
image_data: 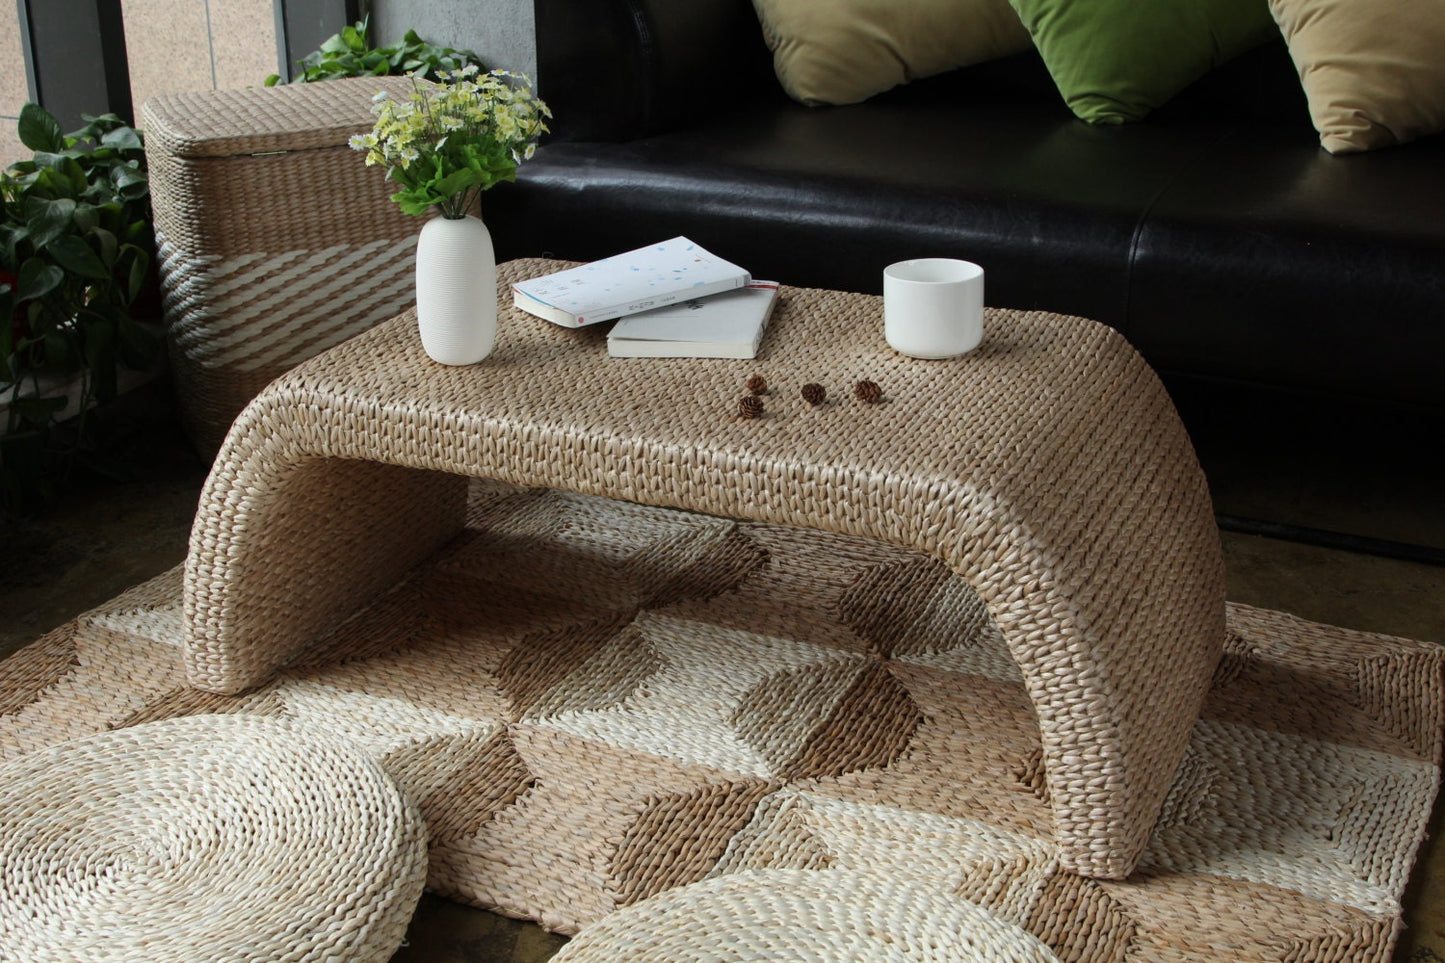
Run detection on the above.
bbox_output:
[854,379,883,403]
[801,383,827,405]
[746,374,767,395]
[738,395,765,419]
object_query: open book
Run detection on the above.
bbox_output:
[513,237,751,328]
[607,281,779,359]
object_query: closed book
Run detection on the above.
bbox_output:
[512,237,751,327]
[607,281,779,359]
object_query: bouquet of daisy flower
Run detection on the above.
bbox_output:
[351,66,550,219]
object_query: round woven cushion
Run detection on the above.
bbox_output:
[0,714,427,962]
[554,870,1061,961]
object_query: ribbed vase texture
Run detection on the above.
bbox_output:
[415,214,497,365]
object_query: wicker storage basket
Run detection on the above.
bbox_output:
[142,77,420,456]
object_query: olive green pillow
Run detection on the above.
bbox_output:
[1269,0,1445,153]
[1006,0,1279,124]
[751,0,1033,107]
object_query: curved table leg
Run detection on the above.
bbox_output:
[184,436,466,693]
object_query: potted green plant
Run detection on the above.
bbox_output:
[265,16,484,85]
[0,103,160,513]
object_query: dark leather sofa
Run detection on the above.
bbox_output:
[485,0,1445,549]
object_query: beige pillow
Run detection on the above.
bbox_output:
[1269,0,1445,153]
[751,0,1033,106]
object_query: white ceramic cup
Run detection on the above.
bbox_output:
[883,258,985,359]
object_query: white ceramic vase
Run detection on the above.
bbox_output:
[414,213,497,365]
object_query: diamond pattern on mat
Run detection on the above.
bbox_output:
[1027,870,1138,963]
[1140,718,1434,914]
[442,489,765,611]
[1280,917,1396,960]
[437,726,770,934]
[395,729,535,845]
[660,523,918,655]
[714,787,1055,891]
[77,568,185,646]
[777,661,924,780]
[248,678,503,760]
[611,777,779,907]
[518,620,665,723]
[841,556,1018,682]
[811,660,1052,832]
[1354,652,1445,759]
[0,624,77,717]
[524,612,870,777]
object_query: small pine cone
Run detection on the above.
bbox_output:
[738,395,765,419]
[854,379,883,404]
[746,374,767,395]
[801,382,827,406]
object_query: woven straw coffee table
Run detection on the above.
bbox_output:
[184,257,1225,881]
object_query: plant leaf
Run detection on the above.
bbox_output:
[100,126,143,152]
[16,259,63,301]
[125,245,150,303]
[17,103,64,153]
[25,198,76,249]
[92,227,118,267]
[70,203,98,233]
[48,235,111,280]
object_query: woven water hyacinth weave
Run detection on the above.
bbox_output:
[2,481,1441,961]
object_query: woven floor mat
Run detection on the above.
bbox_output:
[3,480,1441,961]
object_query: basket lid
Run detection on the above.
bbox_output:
[141,75,415,159]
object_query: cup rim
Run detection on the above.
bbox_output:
[884,258,984,284]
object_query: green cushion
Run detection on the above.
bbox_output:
[1007,0,1280,124]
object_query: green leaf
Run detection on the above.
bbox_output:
[391,188,435,216]
[48,235,110,280]
[432,167,486,200]
[16,259,63,301]
[264,73,281,87]
[25,197,75,249]
[114,166,148,202]
[32,151,75,172]
[27,166,76,202]
[100,126,143,152]
[125,246,150,303]
[341,24,365,52]
[71,203,98,233]
[0,222,28,264]
[92,227,118,267]
[320,33,350,55]
[17,103,64,153]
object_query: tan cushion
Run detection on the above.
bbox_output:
[1269,0,1445,153]
[751,0,1033,106]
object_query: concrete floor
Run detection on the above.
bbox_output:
[2,389,1442,961]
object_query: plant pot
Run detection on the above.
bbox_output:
[414,213,497,365]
